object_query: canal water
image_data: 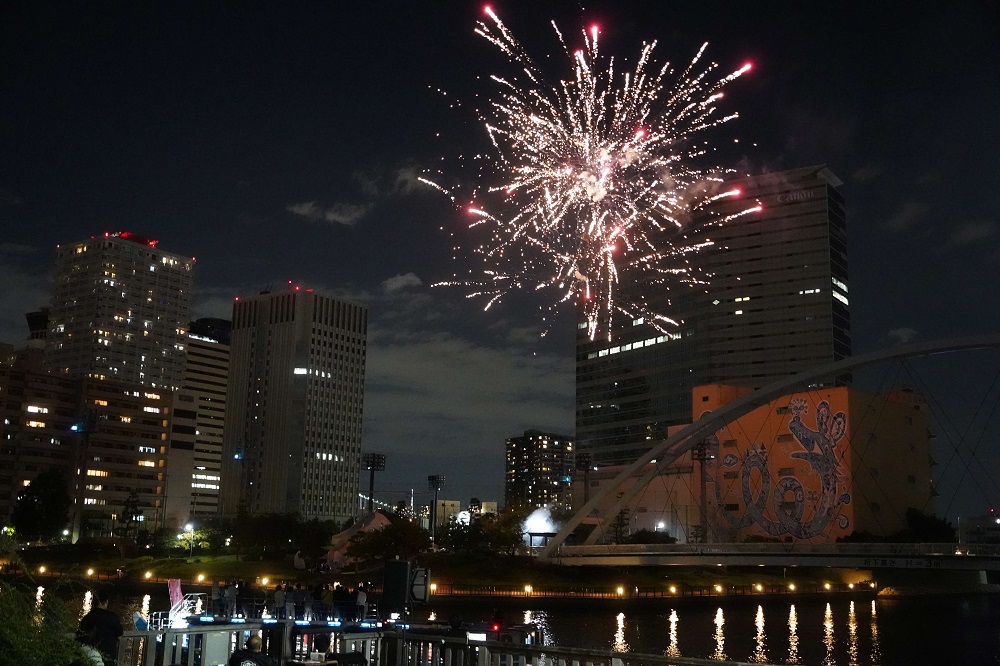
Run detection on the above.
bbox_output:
[53,589,1000,665]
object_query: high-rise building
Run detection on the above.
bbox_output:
[577,165,850,466]
[505,429,575,511]
[163,319,230,527]
[45,231,194,390]
[220,286,367,522]
[0,358,171,539]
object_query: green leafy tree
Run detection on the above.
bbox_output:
[11,470,70,543]
[0,532,90,665]
[479,507,527,556]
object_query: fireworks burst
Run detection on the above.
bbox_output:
[428,7,760,339]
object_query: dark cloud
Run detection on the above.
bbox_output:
[944,220,997,250]
[286,201,373,226]
[882,202,927,233]
[886,327,919,345]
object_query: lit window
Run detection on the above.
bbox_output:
[26,405,49,414]
[94,399,109,407]
[143,406,160,414]
[138,460,155,468]
[26,420,46,428]
[86,470,109,477]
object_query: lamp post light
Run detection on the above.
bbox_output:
[185,523,194,558]
[427,475,445,542]
[361,453,386,514]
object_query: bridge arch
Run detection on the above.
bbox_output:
[539,334,1000,558]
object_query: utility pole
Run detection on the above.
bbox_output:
[427,475,445,542]
[691,439,714,544]
[69,410,98,543]
[361,453,386,514]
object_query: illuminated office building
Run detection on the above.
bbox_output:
[577,165,850,465]
[163,319,230,527]
[220,286,367,522]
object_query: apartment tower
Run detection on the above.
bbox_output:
[45,232,194,390]
[505,429,575,511]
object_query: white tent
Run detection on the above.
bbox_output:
[325,512,392,570]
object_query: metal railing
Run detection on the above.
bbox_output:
[115,622,776,666]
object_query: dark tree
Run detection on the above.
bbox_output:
[346,515,431,562]
[903,508,956,542]
[11,470,70,542]
[119,491,142,541]
[611,509,631,544]
[628,528,678,544]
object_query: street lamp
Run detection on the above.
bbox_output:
[185,523,194,558]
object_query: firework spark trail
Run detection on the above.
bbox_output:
[432,8,759,340]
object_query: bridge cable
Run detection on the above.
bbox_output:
[900,356,1000,518]
[845,358,913,536]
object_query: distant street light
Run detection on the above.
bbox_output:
[185,523,194,558]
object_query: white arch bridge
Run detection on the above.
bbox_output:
[540,334,1000,566]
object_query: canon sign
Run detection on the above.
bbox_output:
[777,191,816,203]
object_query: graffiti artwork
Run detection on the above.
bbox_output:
[705,398,852,541]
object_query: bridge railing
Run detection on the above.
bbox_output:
[553,542,1000,558]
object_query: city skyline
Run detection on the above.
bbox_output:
[1,3,998,515]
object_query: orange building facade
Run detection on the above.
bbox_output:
[574,384,935,544]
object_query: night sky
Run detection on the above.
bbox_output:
[2,2,998,519]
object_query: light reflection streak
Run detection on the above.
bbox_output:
[80,590,93,619]
[712,607,726,661]
[870,599,881,665]
[613,611,629,652]
[823,602,835,666]
[665,609,680,658]
[525,609,552,646]
[847,600,859,666]
[787,604,800,664]
[34,586,45,626]
[752,605,767,663]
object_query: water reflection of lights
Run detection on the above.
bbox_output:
[613,612,629,652]
[525,609,551,646]
[870,600,881,664]
[847,600,859,666]
[81,590,93,619]
[712,608,726,661]
[665,609,680,658]
[823,603,835,666]
[34,586,45,625]
[752,605,767,663]
[787,604,800,664]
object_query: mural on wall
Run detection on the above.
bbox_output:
[703,397,852,541]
